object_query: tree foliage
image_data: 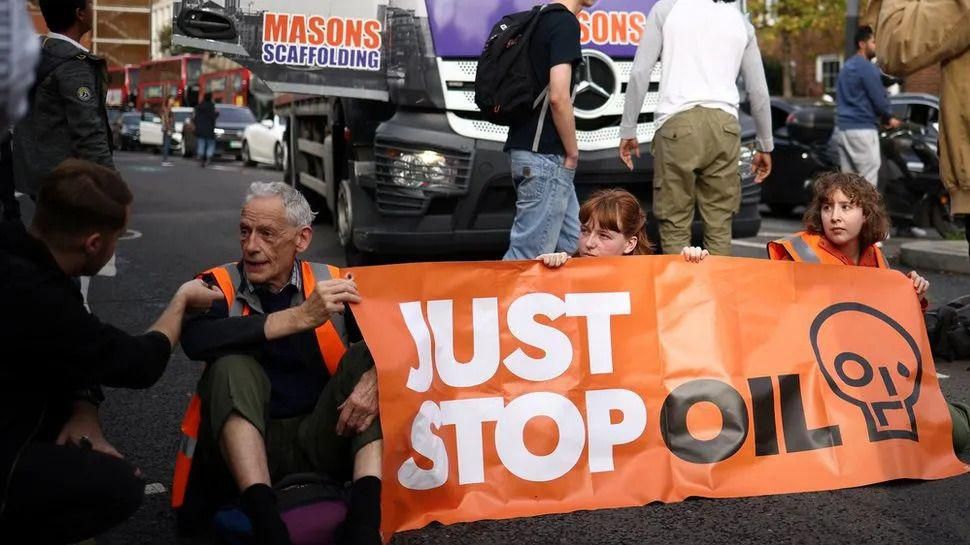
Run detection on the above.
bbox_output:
[157,24,185,57]
[747,0,847,96]
[747,0,846,36]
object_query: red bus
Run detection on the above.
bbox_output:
[199,68,252,108]
[106,65,139,109]
[136,54,204,112]
[200,68,274,119]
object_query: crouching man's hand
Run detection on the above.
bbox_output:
[177,278,224,311]
[337,367,378,436]
[57,401,130,469]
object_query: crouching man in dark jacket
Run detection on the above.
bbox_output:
[0,160,222,544]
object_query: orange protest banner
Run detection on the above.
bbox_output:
[347,256,968,539]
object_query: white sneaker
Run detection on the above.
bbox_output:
[910,226,929,238]
[161,161,174,167]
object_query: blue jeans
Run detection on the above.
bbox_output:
[503,150,580,260]
[162,132,172,161]
[197,137,216,160]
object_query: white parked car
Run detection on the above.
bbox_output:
[242,115,287,170]
[139,107,193,152]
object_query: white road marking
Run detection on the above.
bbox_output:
[937,372,949,380]
[79,276,91,310]
[145,483,167,495]
[14,191,23,198]
[759,231,798,238]
[731,239,770,248]
[97,254,117,277]
[119,229,142,241]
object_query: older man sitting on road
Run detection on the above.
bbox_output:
[175,182,382,545]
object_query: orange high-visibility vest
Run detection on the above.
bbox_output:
[171,261,348,509]
[766,231,890,269]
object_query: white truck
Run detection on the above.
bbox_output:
[174,0,763,263]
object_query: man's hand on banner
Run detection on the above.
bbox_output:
[301,279,362,328]
[337,368,379,436]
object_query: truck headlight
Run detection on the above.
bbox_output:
[388,150,456,189]
[738,141,757,180]
[214,128,225,136]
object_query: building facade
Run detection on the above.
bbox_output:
[93,0,152,66]
[151,0,174,59]
[27,0,152,67]
[757,26,942,98]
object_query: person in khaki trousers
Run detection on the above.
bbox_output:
[866,0,970,262]
[618,0,772,256]
[648,108,751,256]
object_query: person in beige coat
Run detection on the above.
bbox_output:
[866,0,970,258]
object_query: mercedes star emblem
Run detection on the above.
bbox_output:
[573,49,619,119]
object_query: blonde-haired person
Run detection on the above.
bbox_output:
[537,188,709,267]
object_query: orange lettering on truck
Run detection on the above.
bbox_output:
[263,13,289,43]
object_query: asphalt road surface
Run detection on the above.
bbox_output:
[19,151,967,545]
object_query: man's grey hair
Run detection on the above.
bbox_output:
[245,181,317,227]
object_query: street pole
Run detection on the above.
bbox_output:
[844,0,860,58]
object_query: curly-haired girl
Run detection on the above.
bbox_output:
[768,171,927,298]
[768,172,967,452]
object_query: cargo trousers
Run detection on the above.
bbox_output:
[187,342,382,518]
[651,106,742,256]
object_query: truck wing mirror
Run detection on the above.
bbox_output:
[177,9,237,41]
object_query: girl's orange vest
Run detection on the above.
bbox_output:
[767,231,890,269]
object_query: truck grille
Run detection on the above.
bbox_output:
[374,140,473,215]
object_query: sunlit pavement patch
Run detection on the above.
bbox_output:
[128,165,165,173]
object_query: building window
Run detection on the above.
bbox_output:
[816,55,842,94]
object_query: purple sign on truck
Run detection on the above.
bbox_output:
[425,0,660,59]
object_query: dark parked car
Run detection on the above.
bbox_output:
[112,111,141,151]
[758,93,941,215]
[182,104,256,160]
[888,93,939,139]
[756,97,835,216]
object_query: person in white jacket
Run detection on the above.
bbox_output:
[618,0,773,256]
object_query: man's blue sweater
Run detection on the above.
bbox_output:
[836,55,892,130]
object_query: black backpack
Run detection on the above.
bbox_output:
[925,295,970,361]
[474,3,568,126]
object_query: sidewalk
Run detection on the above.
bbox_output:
[900,240,970,275]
